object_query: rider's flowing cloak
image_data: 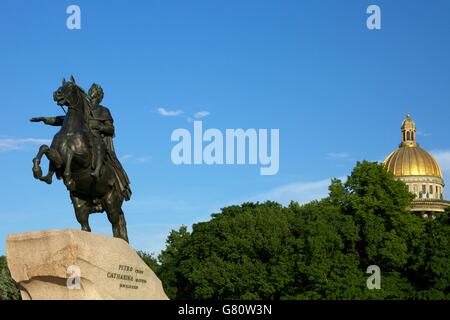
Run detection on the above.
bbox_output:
[104,134,132,201]
[86,100,132,202]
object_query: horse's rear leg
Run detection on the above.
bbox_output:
[70,194,92,232]
[118,210,129,243]
[104,190,129,243]
[107,208,129,243]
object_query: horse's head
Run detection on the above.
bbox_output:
[53,75,85,109]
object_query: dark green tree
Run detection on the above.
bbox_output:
[159,203,296,299]
[0,256,20,300]
[137,251,160,274]
[155,161,450,300]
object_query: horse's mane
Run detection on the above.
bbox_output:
[71,83,96,132]
[73,83,86,95]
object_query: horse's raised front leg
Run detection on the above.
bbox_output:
[41,148,63,184]
[32,145,49,180]
[63,148,76,191]
[40,163,54,185]
[32,145,62,184]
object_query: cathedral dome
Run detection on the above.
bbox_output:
[384,145,443,178]
[384,114,442,179]
[383,114,449,214]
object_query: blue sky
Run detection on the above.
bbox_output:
[1,0,449,255]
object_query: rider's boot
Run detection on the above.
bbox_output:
[91,143,105,179]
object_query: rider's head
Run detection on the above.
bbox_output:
[88,83,104,106]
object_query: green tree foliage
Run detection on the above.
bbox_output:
[156,161,450,300]
[137,251,160,274]
[0,256,20,300]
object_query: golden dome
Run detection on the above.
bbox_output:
[384,114,443,179]
[384,145,443,178]
[384,115,450,214]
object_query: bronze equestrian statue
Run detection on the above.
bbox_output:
[30,76,131,242]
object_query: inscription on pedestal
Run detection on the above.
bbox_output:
[106,264,148,290]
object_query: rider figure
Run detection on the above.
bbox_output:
[87,84,112,179]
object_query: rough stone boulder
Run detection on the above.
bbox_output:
[6,229,169,300]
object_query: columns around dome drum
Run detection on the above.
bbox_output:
[398,176,444,201]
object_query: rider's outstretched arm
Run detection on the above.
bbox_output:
[30,116,65,126]
[49,116,65,126]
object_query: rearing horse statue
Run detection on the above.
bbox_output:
[31,76,131,242]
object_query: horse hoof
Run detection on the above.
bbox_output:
[40,176,52,184]
[32,166,42,179]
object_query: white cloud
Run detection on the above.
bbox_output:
[155,108,210,122]
[120,154,152,164]
[417,130,432,137]
[326,152,350,160]
[156,107,183,117]
[194,111,210,119]
[431,150,450,199]
[431,150,450,173]
[0,138,51,152]
[251,177,345,206]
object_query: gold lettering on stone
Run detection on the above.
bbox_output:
[106,264,147,290]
